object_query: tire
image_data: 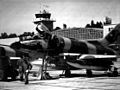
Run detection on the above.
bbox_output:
[107,67,118,77]
[65,70,71,77]
[112,71,118,77]
[86,70,92,77]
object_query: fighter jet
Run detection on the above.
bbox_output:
[10,23,120,78]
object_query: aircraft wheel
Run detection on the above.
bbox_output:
[112,67,118,77]
[65,70,71,77]
[112,71,118,77]
[107,71,118,77]
[107,67,118,77]
[86,70,92,77]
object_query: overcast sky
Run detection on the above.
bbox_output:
[0,0,120,34]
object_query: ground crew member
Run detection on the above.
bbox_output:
[18,54,32,84]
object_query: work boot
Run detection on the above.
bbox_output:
[20,75,24,81]
[24,71,29,84]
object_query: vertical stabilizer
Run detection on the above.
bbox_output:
[100,24,120,46]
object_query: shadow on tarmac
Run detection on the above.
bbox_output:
[59,73,120,78]
[1,73,120,84]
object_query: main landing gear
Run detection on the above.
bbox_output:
[60,70,71,77]
[86,68,119,77]
[65,70,71,77]
[107,67,118,77]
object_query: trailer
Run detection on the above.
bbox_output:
[0,56,19,80]
[0,46,19,81]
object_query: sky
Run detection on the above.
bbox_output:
[0,0,120,34]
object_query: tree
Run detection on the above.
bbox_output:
[85,24,91,28]
[1,32,8,38]
[54,27,61,30]
[63,24,67,29]
[91,20,95,28]
[99,21,103,28]
[9,33,17,38]
[85,20,103,28]
[104,16,112,25]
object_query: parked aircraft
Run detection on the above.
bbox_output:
[9,23,120,78]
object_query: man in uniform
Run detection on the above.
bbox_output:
[18,54,32,84]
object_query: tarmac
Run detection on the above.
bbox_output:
[0,69,120,90]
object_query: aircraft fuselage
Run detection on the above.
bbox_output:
[48,35,116,56]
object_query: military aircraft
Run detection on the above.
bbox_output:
[9,23,120,78]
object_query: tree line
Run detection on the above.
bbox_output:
[0,32,34,39]
[85,17,112,28]
[0,17,112,39]
[85,20,103,28]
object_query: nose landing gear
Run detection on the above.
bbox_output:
[86,70,92,77]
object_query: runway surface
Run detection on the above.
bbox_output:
[0,70,120,90]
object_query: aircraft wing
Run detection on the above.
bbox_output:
[59,53,80,56]
[58,53,118,70]
[59,53,118,62]
[78,54,118,61]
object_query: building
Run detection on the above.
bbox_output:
[103,24,117,37]
[52,28,103,40]
[33,10,103,40]
[34,10,55,31]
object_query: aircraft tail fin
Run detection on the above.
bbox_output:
[101,24,120,46]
